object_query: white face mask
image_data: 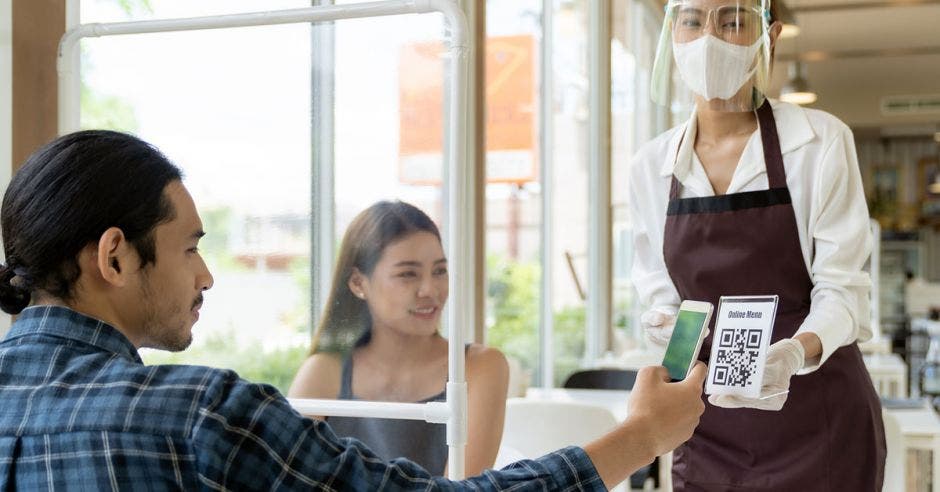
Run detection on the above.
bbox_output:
[673,35,762,101]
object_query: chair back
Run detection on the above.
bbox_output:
[505,354,530,398]
[563,369,638,391]
[501,398,618,458]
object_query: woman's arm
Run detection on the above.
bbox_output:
[628,148,682,314]
[796,124,873,372]
[287,353,344,419]
[445,344,509,476]
[794,332,823,361]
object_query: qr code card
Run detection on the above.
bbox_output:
[705,296,779,398]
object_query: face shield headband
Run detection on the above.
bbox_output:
[651,0,774,112]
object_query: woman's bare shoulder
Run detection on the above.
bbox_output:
[466,344,509,379]
[287,352,344,398]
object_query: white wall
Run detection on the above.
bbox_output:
[0,0,12,335]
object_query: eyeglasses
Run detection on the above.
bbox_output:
[670,4,765,44]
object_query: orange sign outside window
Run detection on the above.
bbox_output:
[398,35,537,185]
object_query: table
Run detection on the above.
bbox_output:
[524,388,939,491]
[888,405,940,492]
[524,387,630,420]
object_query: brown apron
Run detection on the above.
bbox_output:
[663,101,886,491]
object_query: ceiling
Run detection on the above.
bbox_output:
[769,0,940,134]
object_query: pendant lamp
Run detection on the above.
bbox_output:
[780,61,817,105]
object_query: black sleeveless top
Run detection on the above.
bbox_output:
[326,345,470,475]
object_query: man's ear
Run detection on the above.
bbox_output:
[93,227,136,287]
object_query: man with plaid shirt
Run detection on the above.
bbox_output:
[0,131,705,490]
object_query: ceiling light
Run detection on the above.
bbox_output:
[930,177,940,195]
[780,24,801,39]
[780,61,817,105]
[802,51,829,63]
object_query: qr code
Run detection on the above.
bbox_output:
[711,328,763,387]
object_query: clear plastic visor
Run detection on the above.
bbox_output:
[672,2,764,45]
[651,0,772,111]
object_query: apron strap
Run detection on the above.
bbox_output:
[669,174,680,200]
[756,99,787,189]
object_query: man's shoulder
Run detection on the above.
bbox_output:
[123,362,253,419]
[73,356,241,400]
[0,350,254,439]
[142,363,293,430]
[135,361,239,390]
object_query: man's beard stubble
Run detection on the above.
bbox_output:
[138,278,202,352]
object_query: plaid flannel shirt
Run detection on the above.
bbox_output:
[0,306,604,491]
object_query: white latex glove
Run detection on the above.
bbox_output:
[641,307,677,348]
[708,338,805,411]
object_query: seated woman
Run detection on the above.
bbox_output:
[289,200,509,476]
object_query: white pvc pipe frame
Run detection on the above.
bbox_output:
[57,0,472,480]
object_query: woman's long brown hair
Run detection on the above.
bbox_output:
[309,200,442,355]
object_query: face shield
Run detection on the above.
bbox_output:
[652,0,773,112]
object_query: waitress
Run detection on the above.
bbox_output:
[630,0,885,490]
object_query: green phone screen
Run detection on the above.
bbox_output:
[662,309,707,381]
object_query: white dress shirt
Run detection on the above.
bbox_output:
[629,99,873,372]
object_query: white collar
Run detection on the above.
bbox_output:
[658,99,816,178]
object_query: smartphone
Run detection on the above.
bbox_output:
[661,300,713,382]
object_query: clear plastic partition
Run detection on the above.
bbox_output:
[68,0,471,479]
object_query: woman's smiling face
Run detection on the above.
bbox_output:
[351,231,448,338]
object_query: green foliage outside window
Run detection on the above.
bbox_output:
[81,86,139,133]
[486,255,587,387]
[81,0,154,133]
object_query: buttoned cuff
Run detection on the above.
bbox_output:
[794,307,853,374]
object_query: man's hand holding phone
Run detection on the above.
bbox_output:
[627,363,707,456]
[585,363,707,489]
[583,300,711,489]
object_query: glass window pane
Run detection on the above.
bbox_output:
[484,0,544,388]
[330,4,446,230]
[547,1,589,386]
[612,0,672,351]
[81,0,313,393]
